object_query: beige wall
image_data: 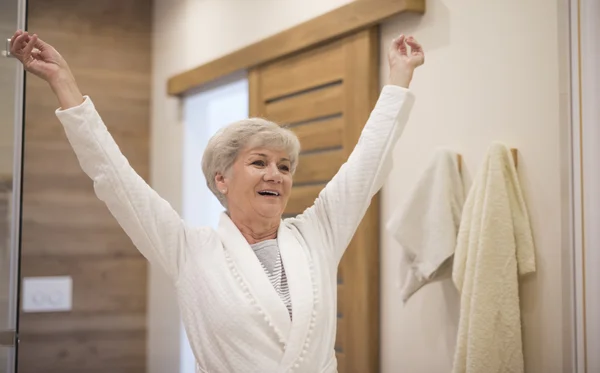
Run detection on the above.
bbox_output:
[151,0,572,372]
[378,1,571,372]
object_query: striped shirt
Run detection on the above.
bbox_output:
[250,239,292,319]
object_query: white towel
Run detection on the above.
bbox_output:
[451,142,535,373]
[387,148,465,302]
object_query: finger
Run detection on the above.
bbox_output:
[10,33,29,55]
[33,36,51,51]
[22,34,38,60]
[394,34,407,56]
[18,35,31,51]
[391,34,404,50]
[406,36,423,53]
[31,49,42,60]
[10,30,23,48]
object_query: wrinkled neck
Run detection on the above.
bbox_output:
[227,210,280,245]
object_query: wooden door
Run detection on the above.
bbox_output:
[248,27,381,373]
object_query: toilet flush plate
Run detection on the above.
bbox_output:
[22,276,72,313]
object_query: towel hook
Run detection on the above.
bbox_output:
[456,148,518,174]
[511,148,518,168]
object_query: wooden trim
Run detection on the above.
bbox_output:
[338,27,381,373]
[248,68,262,117]
[167,0,425,96]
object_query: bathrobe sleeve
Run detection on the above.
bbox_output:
[55,96,197,281]
[292,85,415,264]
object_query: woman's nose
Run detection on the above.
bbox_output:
[264,164,282,182]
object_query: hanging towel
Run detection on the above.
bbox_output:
[451,142,535,373]
[387,148,465,302]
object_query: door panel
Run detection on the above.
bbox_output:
[263,82,344,124]
[259,40,344,101]
[249,27,380,373]
[288,117,344,152]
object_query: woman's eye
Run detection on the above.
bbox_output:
[279,165,290,172]
[252,160,266,166]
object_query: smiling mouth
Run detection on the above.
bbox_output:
[257,190,280,197]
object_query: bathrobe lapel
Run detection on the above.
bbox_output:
[277,222,315,369]
[216,213,315,369]
[217,213,291,340]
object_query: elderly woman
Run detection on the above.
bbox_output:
[10,30,423,372]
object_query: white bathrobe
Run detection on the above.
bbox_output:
[55,85,415,373]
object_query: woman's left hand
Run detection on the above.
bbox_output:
[388,34,425,88]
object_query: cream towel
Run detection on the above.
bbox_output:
[387,148,465,301]
[451,142,536,373]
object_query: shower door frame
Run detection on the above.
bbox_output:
[1,0,27,371]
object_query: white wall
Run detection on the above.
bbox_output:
[151,0,572,372]
[378,1,571,372]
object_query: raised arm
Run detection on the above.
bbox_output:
[291,35,424,264]
[10,30,196,280]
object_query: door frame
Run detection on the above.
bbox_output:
[568,0,600,371]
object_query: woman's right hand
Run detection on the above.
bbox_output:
[387,34,425,88]
[10,30,83,109]
[9,30,70,84]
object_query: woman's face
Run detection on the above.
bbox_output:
[216,146,293,221]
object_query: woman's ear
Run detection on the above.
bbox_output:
[215,173,227,194]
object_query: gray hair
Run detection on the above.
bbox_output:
[202,117,301,207]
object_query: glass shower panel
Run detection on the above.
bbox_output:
[0,0,26,371]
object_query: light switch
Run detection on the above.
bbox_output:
[22,276,72,313]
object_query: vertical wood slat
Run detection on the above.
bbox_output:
[338,27,381,373]
[263,83,344,125]
[285,184,324,216]
[288,116,344,152]
[248,68,263,117]
[294,150,346,185]
[258,39,345,101]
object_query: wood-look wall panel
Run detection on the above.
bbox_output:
[285,184,324,215]
[20,256,147,313]
[25,101,151,137]
[21,222,139,257]
[23,143,149,178]
[293,150,346,185]
[19,311,145,335]
[264,83,344,125]
[259,40,344,101]
[290,117,344,152]
[18,331,146,373]
[22,174,97,195]
[19,0,152,371]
